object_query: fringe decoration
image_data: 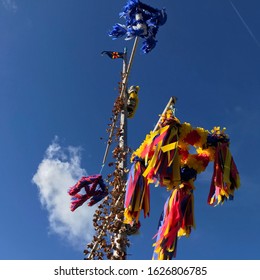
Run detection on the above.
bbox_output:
[208,143,240,206]
[152,182,195,260]
[135,117,181,189]
[124,157,150,224]
[68,175,108,211]
[142,123,181,188]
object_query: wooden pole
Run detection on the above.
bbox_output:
[112,47,128,259]
[101,37,139,169]
[87,38,139,260]
[153,96,177,132]
[86,48,128,260]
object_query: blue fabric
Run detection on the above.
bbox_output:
[207,134,230,147]
[180,166,197,181]
[109,0,167,53]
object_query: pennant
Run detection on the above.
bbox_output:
[101,51,125,59]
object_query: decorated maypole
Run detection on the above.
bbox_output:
[67,0,167,260]
[68,0,240,260]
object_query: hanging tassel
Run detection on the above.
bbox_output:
[142,120,181,189]
[152,182,195,260]
[124,157,150,224]
[68,175,108,211]
[208,143,240,205]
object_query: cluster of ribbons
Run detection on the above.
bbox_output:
[109,0,167,53]
[124,110,240,259]
[68,174,108,211]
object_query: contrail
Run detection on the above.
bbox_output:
[229,0,260,48]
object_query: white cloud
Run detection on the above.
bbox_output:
[1,0,17,12]
[32,137,96,249]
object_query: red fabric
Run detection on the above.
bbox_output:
[183,130,201,146]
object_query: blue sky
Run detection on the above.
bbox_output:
[0,0,259,260]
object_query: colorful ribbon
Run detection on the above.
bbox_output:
[123,110,240,259]
[68,174,108,211]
